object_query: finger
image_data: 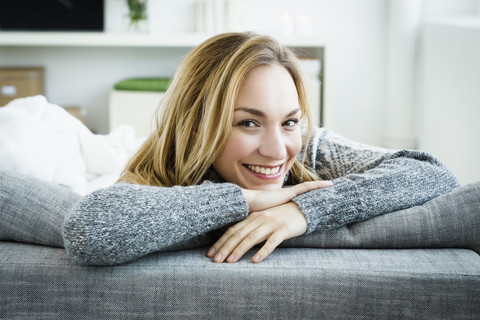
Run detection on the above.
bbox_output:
[206,215,253,257]
[287,180,332,197]
[226,224,272,263]
[209,216,261,263]
[252,230,286,263]
[243,180,332,214]
[206,226,237,258]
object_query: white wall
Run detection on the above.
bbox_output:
[0,46,189,133]
[238,0,389,145]
[3,0,479,183]
[1,0,389,146]
[382,0,422,149]
[417,18,480,185]
[422,0,480,16]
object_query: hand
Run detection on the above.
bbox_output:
[206,202,308,264]
[242,180,332,213]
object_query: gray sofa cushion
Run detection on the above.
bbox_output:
[1,169,479,253]
[284,180,480,253]
[1,242,479,319]
[0,169,81,248]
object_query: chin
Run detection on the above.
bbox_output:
[256,184,284,190]
[241,181,284,190]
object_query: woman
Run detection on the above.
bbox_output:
[62,32,458,266]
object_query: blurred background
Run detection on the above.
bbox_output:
[1,0,479,185]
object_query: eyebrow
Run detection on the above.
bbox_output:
[234,107,300,118]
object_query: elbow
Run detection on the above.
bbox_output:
[62,198,119,266]
[411,151,460,198]
[63,223,122,266]
[62,231,98,266]
[62,187,150,266]
[398,149,460,191]
[424,153,460,192]
[440,166,460,191]
[62,215,108,266]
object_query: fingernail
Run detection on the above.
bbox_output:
[207,247,216,257]
[252,254,261,263]
[214,253,223,262]
[227,254,235,263]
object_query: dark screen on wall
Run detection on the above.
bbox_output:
[0,0,104,31]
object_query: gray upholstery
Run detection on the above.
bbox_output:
[1,169,480,318]
[2,169,479,252]
[284,180,480,253]
[1,243,479,319]
[0,169,81,248]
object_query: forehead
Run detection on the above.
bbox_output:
[235,64,299,111]
[241,64,294,87]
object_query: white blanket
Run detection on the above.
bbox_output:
[0,96,144,195]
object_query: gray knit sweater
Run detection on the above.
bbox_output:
[63,128,459,265]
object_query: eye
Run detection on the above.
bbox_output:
[237,120,259,128]
[283,119,299,128]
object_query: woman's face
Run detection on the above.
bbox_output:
[213,64,303,190]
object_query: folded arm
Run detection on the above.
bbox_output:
[294,128,459,233]
[62,182,249,266]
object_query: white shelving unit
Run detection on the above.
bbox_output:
[0,32,206,47]
[0,31,330,48]
[0,31,332,132]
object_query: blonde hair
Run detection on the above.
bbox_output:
[118,32,317,186]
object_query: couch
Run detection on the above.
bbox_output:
[1,171,479,319]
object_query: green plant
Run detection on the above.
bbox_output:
[127,0,148,30]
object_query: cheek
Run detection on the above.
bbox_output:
[287,131,303,158]
[218,132,256,165]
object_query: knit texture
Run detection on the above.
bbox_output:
[294,128,459,233]
[62,127,459,265]
[63,183,248,265]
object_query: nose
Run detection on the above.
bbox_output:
[258,129,287,160]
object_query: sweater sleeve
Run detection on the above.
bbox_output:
[63,182,249,266]
[293,128,460,234]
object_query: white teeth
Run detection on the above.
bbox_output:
[247,165,281,175]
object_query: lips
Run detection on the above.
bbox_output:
[244,164,284,177]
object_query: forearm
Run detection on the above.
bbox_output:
[294,149,459,233]
[63,182,249,266]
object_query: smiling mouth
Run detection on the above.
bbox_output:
[244,164,283,176]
